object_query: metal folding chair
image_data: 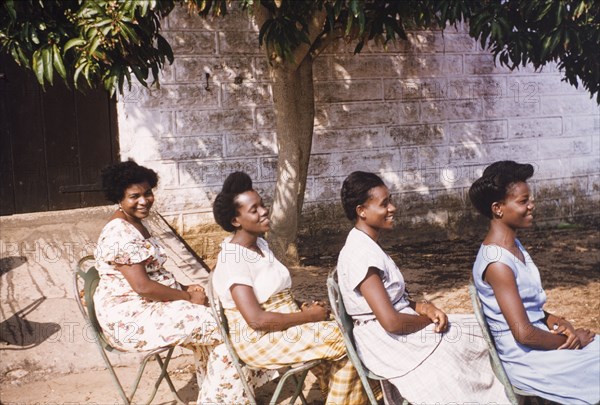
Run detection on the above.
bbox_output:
[327,268,407,405]
[206,273,321,405]
[73,255,185,405]
[468,280,537,405]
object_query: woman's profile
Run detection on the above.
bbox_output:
[470,160,599,404]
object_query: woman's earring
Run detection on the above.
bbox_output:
[496,211,503,218]
[118,203,123,212]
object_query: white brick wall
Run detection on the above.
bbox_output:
[117,7,600,255]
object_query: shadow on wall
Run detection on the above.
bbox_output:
[0,297,61,349]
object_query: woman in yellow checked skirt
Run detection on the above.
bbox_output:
[211,171,369,405]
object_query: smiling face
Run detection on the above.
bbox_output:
[232,190,270,235]
[494,181,535,229]
[119,181,154,222]
[357,185,396,234]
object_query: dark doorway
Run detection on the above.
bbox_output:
[0,54,119,215]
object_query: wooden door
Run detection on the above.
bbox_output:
[0,54,119,215]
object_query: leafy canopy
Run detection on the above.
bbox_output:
[1,0,176,93]
[1,0,598,102]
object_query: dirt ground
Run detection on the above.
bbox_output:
[1,225,598,404]
[293,224,599,332]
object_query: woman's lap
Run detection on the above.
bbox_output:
[502,335,600,404]
[96,296,220,350]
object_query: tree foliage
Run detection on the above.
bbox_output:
[2,0,598,102]
[1,0,176,93]
[467,0,600,103]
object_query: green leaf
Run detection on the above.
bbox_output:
[32,49,44,85]
[555,2,564,25]
[89,35,102,56]
[345,13,354,36]
[536,2,554,22]
[333,0,343,18]
[118,23,138,43]
[15,46,28,66]
[130,64,148,87]
[93,19,113,28]
[349,0,360,17]
[259,19,274,46]
[5,0,16,20]
[573,1,587,19]
[43,47,53,85]
[157,35,174,64]
[52,44,67,80]
[31,28,40,45]
[64,38,86,52]
[73,61,88,86]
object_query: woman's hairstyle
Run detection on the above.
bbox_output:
[469,160,534,218]
[213,171,253,232]
[100,160,158,203]
[341,171,385,221]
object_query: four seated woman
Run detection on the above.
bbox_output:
[97,160,595,403]
[211,171,369,405]
[93,161,271,404]
[469,160,599,404]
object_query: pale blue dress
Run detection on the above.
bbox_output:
[473,239,600,405]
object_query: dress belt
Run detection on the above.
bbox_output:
[353,317,378,326]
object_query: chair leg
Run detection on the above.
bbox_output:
[132,348,179,405]
[129,353,154,403]
[270,368,311,405]
[289,371,311,405]
[93,339,131,405]
[153,349,186,405]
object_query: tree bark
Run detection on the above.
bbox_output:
[267,55,314,264]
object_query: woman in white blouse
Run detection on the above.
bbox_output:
[211,171,369,405]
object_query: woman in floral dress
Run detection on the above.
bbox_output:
[93,160,271,404]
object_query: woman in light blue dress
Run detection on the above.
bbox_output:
[470,160,599,405]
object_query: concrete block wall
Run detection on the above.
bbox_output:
[117,5,599,258]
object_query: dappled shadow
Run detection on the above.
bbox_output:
[0,256,27,276]
[0,297,61,349]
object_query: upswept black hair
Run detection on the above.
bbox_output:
[213,171,253,232]
[100,160,159,203]
[341,171,386,221]
[469,160,534,219]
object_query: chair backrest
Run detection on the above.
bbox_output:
[468,280,519,404]
[327,268,384,405]
[73,255,114,351]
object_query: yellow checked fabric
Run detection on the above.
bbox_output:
[225,289,368,405]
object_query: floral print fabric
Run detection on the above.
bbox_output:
[93,218,272,404]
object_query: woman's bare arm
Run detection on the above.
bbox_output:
[118,263,206,305]
[484,262,567,350]
[358,267,436,335]
[230,284,327,332]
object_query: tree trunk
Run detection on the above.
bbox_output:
[267,55,314,264]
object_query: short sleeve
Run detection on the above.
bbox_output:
[95,219,153,265]
[345,243,387,290]
[212,242,255,305]
[473,241,517,281]
[216,252,254,290]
